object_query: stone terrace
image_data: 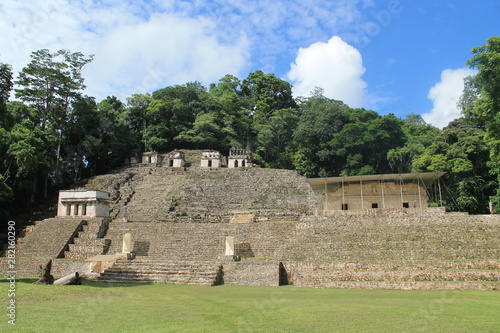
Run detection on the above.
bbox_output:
[96,212,500,289]
[279,214,500,290]
[85,166,318,221]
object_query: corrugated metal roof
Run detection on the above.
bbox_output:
[307,172,445,190]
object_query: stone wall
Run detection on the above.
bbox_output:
[222,262,280,286]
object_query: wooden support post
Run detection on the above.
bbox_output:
[360,178,364,210]
[342,179,345,210]
[417,178,422,208]
[324,178,328,214]
[400,177,404,206]
[381,179,385,208]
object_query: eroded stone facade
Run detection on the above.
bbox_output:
[228,147,252,168]
[201,150,224,168]
[164,150,185,168]
[57,190,111,218]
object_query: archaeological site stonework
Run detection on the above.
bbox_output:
[2,149,499,290]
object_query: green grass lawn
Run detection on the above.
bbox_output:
[1,278,499,333]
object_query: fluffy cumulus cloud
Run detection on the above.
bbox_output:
[85,14,249,99]
[287,36,367,107]
[0,0,381,101]
[422,68,477,128]
[0,0,250,100]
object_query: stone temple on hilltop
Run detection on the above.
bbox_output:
[125,148,252,169]
[201,150,225,168]
[2,149,499,290]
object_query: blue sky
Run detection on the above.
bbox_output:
[1,0,499,128]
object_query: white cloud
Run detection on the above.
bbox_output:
[422,68,477,128]
[0,0,383,101]
[84,14,249,99]
[0,0,249,101]
[287,36,367,107]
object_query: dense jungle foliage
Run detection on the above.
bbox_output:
[0,36,499,225]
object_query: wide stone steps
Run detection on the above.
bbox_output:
[97,259,221,285]
[173,169,315,215]
[294,280,500,290]
[14,218,84,258]
[283,249,500,261]
[62,218,110,259]
[86,165,316,219]
[298,269,500,282]
[285,240,499,251]
[72,238,108,246]
[296,260,500,271]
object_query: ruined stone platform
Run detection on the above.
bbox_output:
[2,161,499,290]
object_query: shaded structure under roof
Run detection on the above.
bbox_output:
[308,172,445,213]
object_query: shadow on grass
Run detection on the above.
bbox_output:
[0,277,154,288]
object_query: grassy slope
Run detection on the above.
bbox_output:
[0,279,498,333]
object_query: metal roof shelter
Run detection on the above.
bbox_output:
[308,172,446,212]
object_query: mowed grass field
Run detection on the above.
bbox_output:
[0,278,498,333]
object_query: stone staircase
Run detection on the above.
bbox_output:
[176,168,316,216]
[97,258,222,285]
[14,218,84,258]
[85,170,136,219]
[124,171,187,222]
[84,166,318,220]
[281,214,500,290]
[64,218,111,259]
[95,222,224,284]
[0,218,85,277]
[96,220,298,284]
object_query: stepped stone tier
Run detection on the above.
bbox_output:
[2,151,499,290]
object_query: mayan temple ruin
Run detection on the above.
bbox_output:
[2,149,499,290]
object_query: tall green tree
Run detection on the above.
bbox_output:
[0,60,13,127]
[412,117,494,213]
[292,89,347,177]
[15,49,94,130]
[207,75,251,149]
[241,70,296,120]
[6,121,55,204]
[328,112,405,176]
[124,94,151,151]
[0,60,13,104]
[0,174,13,222]
[253,108,299,169]
[464,36,500,211]
[387,114,441,173]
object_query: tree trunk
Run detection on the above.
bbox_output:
[30,175,38,206]
[53,272,82,285]
[44,175,48,199]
